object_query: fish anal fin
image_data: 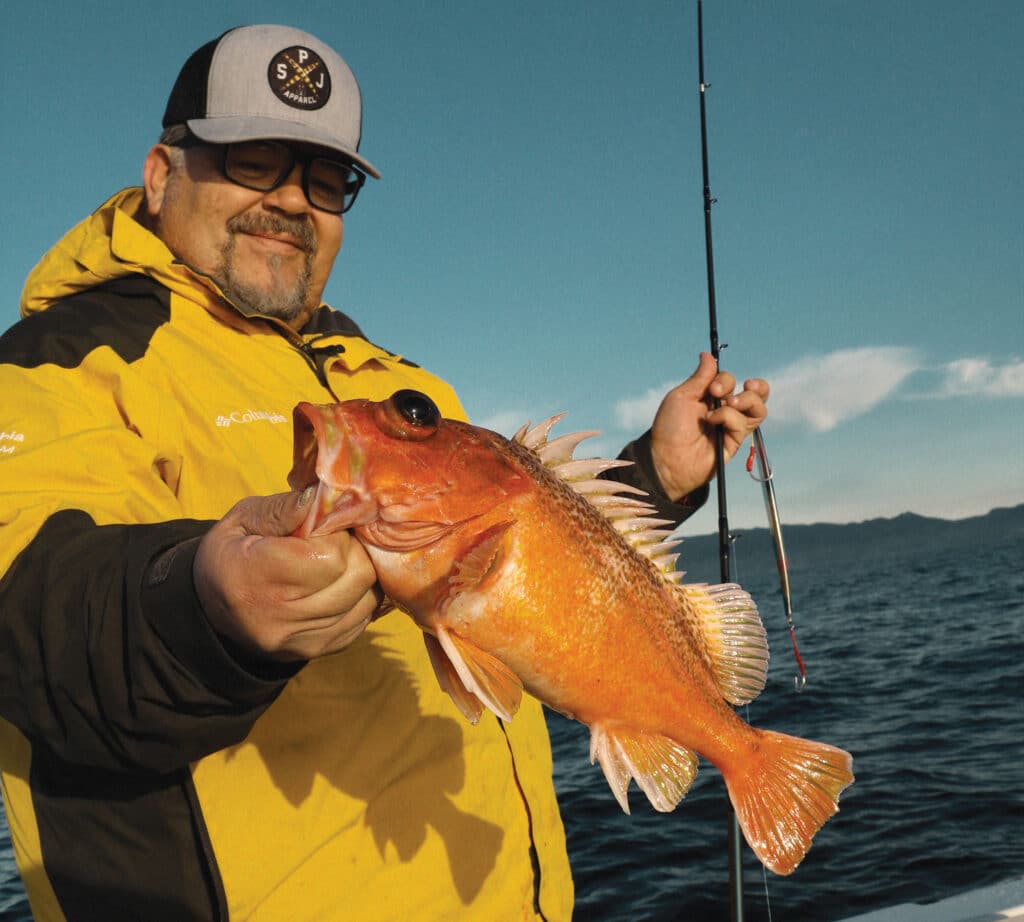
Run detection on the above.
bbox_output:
[589,723,699,815]
[681,582,769,705]
[436,626,523,723]
[422,633,483,724]
[726,729,854,875]
[448,520,514,598]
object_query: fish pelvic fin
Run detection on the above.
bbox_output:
[589,723,699,815]
[423,633,483,724]
[726,729,854,875]
[681,582,769,706]
[435,626,523,724]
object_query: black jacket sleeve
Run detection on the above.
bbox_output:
[0,510,300,774]
[603,429,710,528]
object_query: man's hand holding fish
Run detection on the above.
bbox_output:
[193,487,383,662]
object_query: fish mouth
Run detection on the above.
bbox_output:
[288,401,377,537]
[288,402,328,496]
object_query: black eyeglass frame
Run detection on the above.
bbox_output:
[166,131,366,214]
[221,141,366,215]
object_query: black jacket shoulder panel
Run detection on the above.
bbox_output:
[301,305,366,338]
[301,305,421,368]
[1,276,171,370]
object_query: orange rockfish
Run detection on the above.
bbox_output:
[289,390,853,875]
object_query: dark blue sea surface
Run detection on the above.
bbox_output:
[1,510,1021,920]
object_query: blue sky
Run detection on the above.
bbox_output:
[2,1,1021,533]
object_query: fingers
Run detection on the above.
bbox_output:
[742,376,770,401]
[706,380,768,459]
[717,384,769,423]
[679,354,767,407]
[194,491,381,662]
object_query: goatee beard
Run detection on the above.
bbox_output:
[216,214,317,323]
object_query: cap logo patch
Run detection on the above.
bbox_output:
[268,46,332,110]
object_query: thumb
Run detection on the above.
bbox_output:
[235,486,317,538]
[678,352,718,395]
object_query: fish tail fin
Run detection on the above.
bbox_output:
[724,729,854,875]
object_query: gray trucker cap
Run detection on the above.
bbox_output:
[162,25,380,178]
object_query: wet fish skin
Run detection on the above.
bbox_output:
[288,390,854,875]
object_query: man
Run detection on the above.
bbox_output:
[0,25,768,921]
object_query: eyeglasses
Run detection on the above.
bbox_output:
[165,133,365,214]
[217,140,367,214]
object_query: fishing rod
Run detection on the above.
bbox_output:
[695,6,746,917]
[697,1,731,591]
[695,3,804,918]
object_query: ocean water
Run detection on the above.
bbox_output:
[1,516,1021,920]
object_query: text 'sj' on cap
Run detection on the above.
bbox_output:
[162,24,380,178]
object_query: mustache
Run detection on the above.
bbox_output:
[228,213,317,253]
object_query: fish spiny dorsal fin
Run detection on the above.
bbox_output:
[510,421,532,444]
[512,412,684,575]
[513,413,567,449]
[606,516,685,575]
[572,479,648,497]
[552,457,634,480]
[517,413,686,575]
[535,430,601,465]
[548,455,683,572]
[679,582,769,706]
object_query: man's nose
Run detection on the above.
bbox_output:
[262,163,311,214]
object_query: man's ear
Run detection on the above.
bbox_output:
[142,145,173,217]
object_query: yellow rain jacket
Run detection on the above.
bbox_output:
[0,189,573,920]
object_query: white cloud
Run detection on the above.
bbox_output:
[612,346,925,435]
[931,357,1024,399]
[607,349,1024,442]
[614,383,678,432]
[767,346,922,431]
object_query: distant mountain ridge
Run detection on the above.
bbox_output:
[676,503,1024,579]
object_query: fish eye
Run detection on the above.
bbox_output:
[374,390,441,441]
[392,390,440,427]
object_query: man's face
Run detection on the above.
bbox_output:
[144,143,343,329]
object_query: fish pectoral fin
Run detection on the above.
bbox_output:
[448,520,514,597]
[436,626,523,723]
[423,633,484,724]
[589,723,698,815]
[680,582,769,706]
